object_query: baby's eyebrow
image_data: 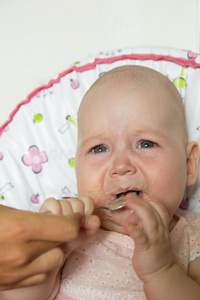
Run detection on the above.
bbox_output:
[133,128,166,137]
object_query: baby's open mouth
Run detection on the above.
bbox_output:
[115,190,140,199]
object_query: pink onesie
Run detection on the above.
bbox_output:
[55,212,200,300]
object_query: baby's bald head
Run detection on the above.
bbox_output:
[78,65,188,146]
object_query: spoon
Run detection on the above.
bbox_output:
[94,196,125,211]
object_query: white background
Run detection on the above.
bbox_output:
[0,0,200,126]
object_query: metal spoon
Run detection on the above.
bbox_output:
[94,196,125,211]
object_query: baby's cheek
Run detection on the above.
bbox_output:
[87,186,106,205]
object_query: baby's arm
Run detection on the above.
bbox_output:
[0,197,100,300]
[123,193,200,300]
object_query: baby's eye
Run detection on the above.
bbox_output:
[91,145,108,154]
[138,140,156,148]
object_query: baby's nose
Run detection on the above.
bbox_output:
[109,156,137,177]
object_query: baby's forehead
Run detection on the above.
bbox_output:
[80,66,182,110]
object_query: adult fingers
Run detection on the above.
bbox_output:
[0,274,47,290]
[0,246,64,289]
[63,215,101,254]
[0,207,82,243]
[81,215,101,237]
[23,246,64,277]
[24,213,82,242]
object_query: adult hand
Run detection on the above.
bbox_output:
[0,204,92,290]
[40,196,100,256]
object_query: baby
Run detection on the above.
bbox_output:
[1,65,200,300]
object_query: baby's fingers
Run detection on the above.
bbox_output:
[134,193,171,232]
[63,196,95,216]
[39,197,84,216]
[60,198,84,215]
[40,198,62,215]
[123,221,148,249]
[147,197,170,231]
[124,194,169,239]
[79,196,95,215]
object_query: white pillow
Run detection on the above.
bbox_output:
[0,46,200,212]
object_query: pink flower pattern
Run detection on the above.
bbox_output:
[70,79,79,89]
[22,145,48,173]
[31,193,40,203]
[188,50,198,60]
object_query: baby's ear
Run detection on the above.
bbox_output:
[186,141,199,186]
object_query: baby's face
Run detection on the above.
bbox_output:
[75,79,188,233]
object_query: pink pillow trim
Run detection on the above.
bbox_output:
[0,52,200,136]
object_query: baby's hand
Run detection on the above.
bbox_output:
[123,193,174,284]
[40,197,100,255]
[40,196,94,216]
